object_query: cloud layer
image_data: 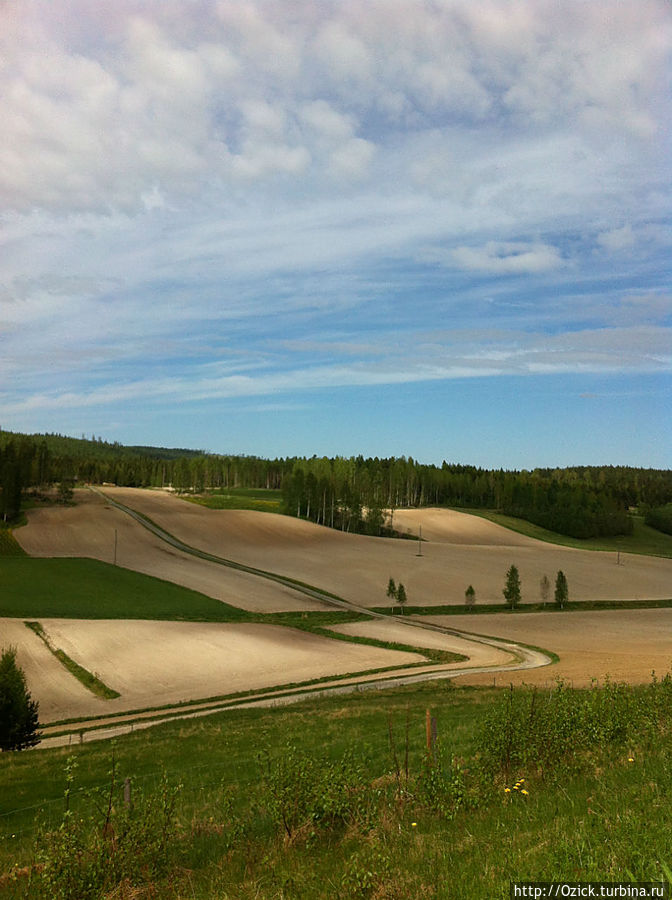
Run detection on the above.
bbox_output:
[1,1,670,462]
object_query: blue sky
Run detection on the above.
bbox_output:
[1,0,670,468]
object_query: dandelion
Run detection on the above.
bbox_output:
[411,822,417,828]
[628,756,635,763]
[504,788,511,794]
[513,784,519,790]
[521,789,529,796]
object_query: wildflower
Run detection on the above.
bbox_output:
[513,784,519,790]
[504,788,511,794]
[411,822,417,828]
[521,789,529,796]
[628,757,635,763]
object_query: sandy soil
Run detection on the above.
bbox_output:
[16,491,328,612]
[7,618,426,722]
[424,609,672,687]
[327,619,514,668]
[392,508,535,546]
[0,618,97,722]
[88,487,672,608]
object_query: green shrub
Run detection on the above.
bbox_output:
[28,757,181,899]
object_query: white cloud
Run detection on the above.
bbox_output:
[597,225,637,252]
[450,242,563,274]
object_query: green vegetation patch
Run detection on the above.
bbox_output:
[0,558,255,622]
[0,529,26,558]
[463,508,672,558]
[24,622,120,700]
[186,487,283,513]
[3,677,672,898]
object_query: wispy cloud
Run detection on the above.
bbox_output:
[0,0,670,463]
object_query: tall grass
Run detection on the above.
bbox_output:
[3,677,672,898]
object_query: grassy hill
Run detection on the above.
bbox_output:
[1,676,671,898]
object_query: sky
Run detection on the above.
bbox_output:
[1,0,671,469]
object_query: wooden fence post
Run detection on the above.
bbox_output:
[426,708,437,756]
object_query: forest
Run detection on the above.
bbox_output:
[2,429,672,540]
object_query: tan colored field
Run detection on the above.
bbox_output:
[0,618,97,722]
[16,491,328,612]
[7,618,426,722]
[327,619,514,669]
[426,609,672,687]
[91,487,672,608]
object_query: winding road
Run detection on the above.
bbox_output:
[35,489,553,749]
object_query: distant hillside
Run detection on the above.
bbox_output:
[0,430,204,461]
[2,428,671,541]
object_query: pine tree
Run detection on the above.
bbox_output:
[503,565,521,610]
[465,585,476,611]
[554,570,568,609]
[0,647,40,750]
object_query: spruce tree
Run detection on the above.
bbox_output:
[465,585,476,611]
[554,570,569,609]
[0,647,40,751]
[503,565,521,610]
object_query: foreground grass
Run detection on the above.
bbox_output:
[2,678,671,898]
[464,509,672,558]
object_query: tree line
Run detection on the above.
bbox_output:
[2,430,672,540]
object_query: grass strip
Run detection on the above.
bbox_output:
[460,507,672,558]
[370,597,672,616]
[0,528,27,557]
[40,660,462,738]
[24,621,120,700]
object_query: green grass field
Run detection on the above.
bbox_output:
[187,487,283,513]
[0,558,253,622]
[2,677,671,898]
[463,509,672,558]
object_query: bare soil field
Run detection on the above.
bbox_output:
[392,508,535,546]
[327,619,515,669]
[6,618,426,723]
[91,488,672,608]
[16,491,328,612]
[0,618,96,722]
[426,609,672,687]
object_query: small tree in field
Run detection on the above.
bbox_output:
[554,570,568,609]
[465,585,476,611]
[387,577,397,610]
[503,565,521,610]
[540,574,550,608]
[396,583,407,615]
[0,647,40,750]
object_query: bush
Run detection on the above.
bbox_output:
[0,646,40,751]
[645,503,672,536]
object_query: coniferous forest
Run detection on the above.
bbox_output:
[2,429,672,540]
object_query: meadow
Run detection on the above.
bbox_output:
[1,676,671,898]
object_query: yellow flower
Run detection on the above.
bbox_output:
[513,784,519,790]
[411,822,417,827]
[521,789,529,796]
[504,788,511,793]
[628,757,635,763]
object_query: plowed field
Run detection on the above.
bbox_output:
[433,609,672,687]
[69,487,672,608]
